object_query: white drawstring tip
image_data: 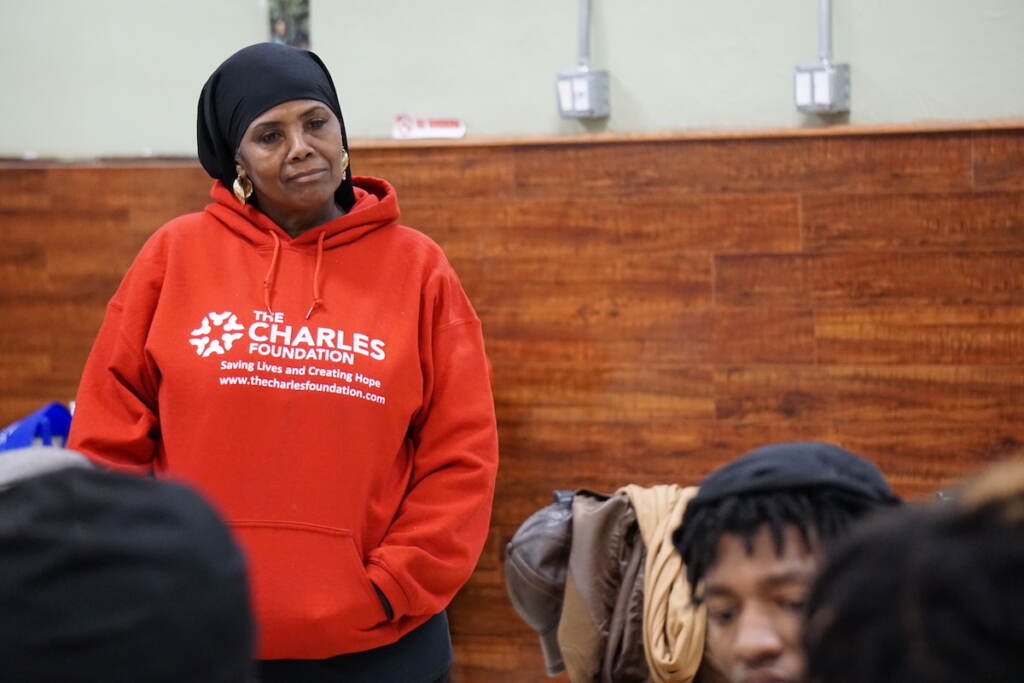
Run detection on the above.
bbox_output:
[305,305,315,320]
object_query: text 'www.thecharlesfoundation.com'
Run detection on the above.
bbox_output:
[218,375,387,405]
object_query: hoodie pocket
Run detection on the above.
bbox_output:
[229,520,386,658]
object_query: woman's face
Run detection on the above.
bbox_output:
[235,99,345,220]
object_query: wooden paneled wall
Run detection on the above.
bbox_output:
[2,128,1024,681]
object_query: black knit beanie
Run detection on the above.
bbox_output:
[0,466,254,683]
[685,441,900,515]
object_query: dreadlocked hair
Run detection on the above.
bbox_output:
[803,495,1024,683]
[675,487,877,600]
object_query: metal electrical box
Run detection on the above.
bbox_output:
[794,63,850,114]
[556,67,610,118]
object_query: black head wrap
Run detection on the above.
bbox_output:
[197,42,355,210]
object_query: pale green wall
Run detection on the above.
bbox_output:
[1,0,1021,158]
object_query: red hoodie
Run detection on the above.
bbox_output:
[68,177,499,659]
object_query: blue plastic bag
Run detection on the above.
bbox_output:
[0,402,72,452]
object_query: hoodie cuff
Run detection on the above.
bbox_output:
[366,561,410,621]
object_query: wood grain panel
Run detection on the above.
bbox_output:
[463,251,711,293]
[0,350,51,384]
[828,366,1024,424]
[485,335,709,368]
[0,169,50,209]
[716,251,1024,307]
[477,289,709,344]
[816,307,1024,364]
[492,362,714,423]
[802,191,1024,251]
[495,418,837,483]
[973,130,1024,190]
[448,577,533,640]
[499,194,800,256]
[514,134,971,198]
[355,146,517,200]
[713,365,835,423]
[449,635,564,683]
[711,309,816,364]
[5,209,135,277]
[835,421,1024,500]
[396,199,510,265]
[1,301,104,353]
[468,252,712,340]
[495,418,723,481]
[0,236,46,268]
[51,166,211,212]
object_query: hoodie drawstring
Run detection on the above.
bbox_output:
[263,230,327,320]
[263,231,281,314]
[305,231,326,320]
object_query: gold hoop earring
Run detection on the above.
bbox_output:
[340,149,350,179]
[233,173,253,205]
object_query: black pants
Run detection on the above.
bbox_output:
[256,612,451,683]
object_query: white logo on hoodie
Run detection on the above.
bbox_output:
[189,312,245,357]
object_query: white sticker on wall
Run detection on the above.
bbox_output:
[391,115,467,140]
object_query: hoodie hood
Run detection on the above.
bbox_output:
[204,175,400,249]
[203,175,401,318]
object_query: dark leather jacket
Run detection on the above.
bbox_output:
[507,489,724,683]
[558,490,648,682]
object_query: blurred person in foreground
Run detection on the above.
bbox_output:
[672,442,899,683]
[68,42,498,682]
[803,458,1024,683]
[0,446,253,683]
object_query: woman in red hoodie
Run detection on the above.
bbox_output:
[68,43,499,683]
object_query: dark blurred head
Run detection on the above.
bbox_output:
[0,461,253,683]
[673,442,899,683]
[804,459,1024,683]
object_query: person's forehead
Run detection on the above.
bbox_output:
[249,99,330,125]
[704,525,819,593]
